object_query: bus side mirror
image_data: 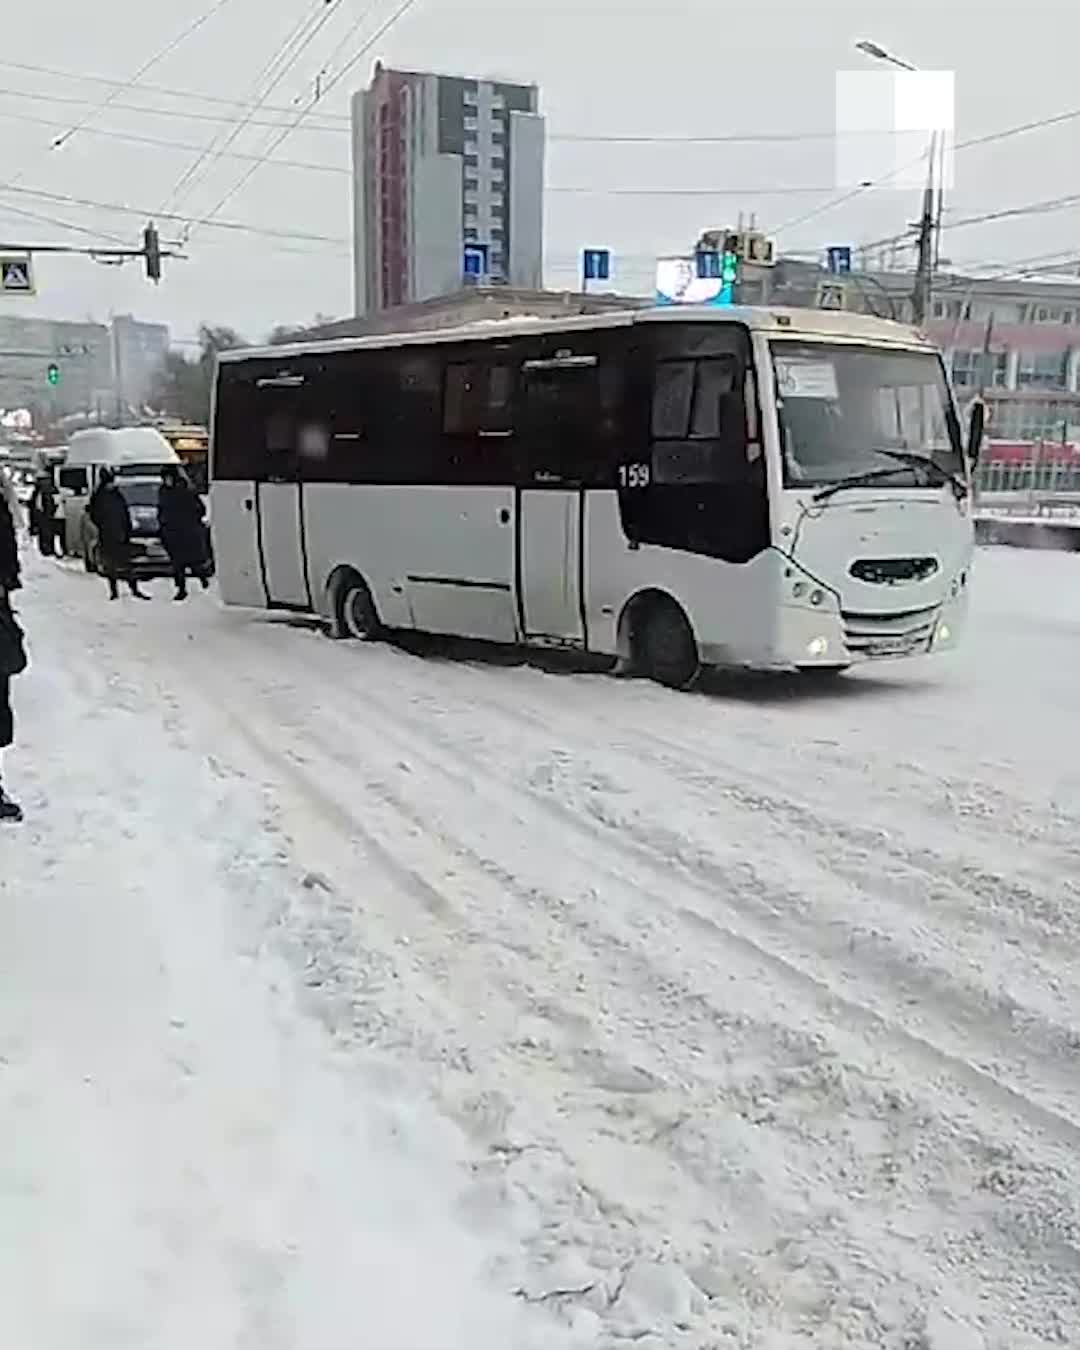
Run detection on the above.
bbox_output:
[967,400,986,463]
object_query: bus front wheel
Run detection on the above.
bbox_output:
[637,598,700,690]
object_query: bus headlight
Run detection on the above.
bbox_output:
[806,636,829,658]
[936,622,952,645]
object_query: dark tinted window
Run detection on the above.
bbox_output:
[212,365,260,481]
[444,362,514,435]
[618,347,768,564]
[519,356,627,486]
[651,357,737,440]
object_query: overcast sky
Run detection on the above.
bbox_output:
[2,0,1077,343]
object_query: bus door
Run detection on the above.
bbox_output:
[518,349,619,648]
[256,374,310,609]
[416,356,519,644]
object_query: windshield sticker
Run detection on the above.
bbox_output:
[775,359,838,400]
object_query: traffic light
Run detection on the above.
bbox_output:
[719,247,739,304]
[143,222,162,283]
[46,363,60,387]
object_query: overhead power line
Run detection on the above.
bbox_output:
[162,0,334,212]
[0,57,354,123]
[164,0,347,217]
[0,109,348,176]
[0,88,950,149]
[46,0,239,154]
[191,0,422,237]
[0,82,347,133]
[0,199,129,245]
[5,58,1080,155]
[776,106,1080,237]
[0,182,349,245]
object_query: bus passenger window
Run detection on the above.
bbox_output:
[263,409,298,482]
[444,363,514,436]
[651,362,694,439]
[521,359,624,485]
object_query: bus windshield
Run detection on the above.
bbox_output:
[771,342,963,488]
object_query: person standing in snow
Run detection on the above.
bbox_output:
[87,469,150,601]
[157,466,210,601]
[29,475,60,557]
[0,466,26,822]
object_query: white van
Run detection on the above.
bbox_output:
[58,427,180,573]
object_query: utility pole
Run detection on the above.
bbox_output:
[911,130,937,324]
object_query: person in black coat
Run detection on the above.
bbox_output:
[0,469,24,821]
[29,475,60,557]
[158,466,209,601]
[87,469,150,601]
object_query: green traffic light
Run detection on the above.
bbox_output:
[46,363,60,387]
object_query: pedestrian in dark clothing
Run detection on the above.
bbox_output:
[29,477,61,557]
[158,466,210,601]
[0,468,25,821]
[87,469,150,601]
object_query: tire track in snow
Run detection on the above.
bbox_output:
[169,630,1080,1341]
[275,637,1080,1148]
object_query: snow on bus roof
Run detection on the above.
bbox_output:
[222,304,932,365]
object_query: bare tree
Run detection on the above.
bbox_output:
[152,324,246,425]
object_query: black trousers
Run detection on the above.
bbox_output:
[37,520,60,557]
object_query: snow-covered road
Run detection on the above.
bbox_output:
[3,547,1080,1349]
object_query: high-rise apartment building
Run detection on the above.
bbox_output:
[351,63,545,314]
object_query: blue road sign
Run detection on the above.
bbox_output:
[827,246,852,275]
[463,243,489,278]
[582,248,611,282]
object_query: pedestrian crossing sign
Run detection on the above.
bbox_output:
[1,255,35,295]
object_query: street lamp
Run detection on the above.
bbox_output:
[855,39,940,323]
[854,39,917,72]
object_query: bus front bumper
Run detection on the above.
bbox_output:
[772,584,970,669]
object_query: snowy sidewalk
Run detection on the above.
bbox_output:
[0,560,554,1350]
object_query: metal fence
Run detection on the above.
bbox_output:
[975,460,1080,495]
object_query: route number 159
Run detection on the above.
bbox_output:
[618,463,651,489]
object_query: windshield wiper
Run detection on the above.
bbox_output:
[811,451,967,504]
[812,466,921,504]
[872,449,968,500]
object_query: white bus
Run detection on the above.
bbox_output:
[210,305,981,686]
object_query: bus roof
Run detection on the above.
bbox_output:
[220,304,936,366]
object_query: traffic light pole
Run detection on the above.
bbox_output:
[0,223,177,284]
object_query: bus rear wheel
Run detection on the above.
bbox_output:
[638,599,699,690]
[334,573,381,642]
